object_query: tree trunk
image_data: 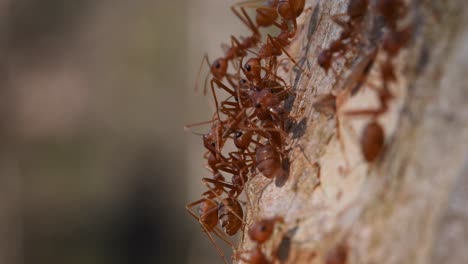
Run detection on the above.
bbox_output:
[238,0,468,263]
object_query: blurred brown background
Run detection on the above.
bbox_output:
[0,0,249,263]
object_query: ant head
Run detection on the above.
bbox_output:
[211,58,228,79]
[248,217,284,243]
[202,133,217,153]
[234,129,253,150]
[243,58,262,82]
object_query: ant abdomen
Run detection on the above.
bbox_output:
[361,121,385,162]
[199,199,219,231]
[219,197,244,236]
[256,145,284,179]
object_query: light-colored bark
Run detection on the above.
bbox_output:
[238,1,468,263]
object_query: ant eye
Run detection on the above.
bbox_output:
[240,79,246,84]
[235,131,243,138]
[255,103,261,108]
[215,62,221,69]
[211,142,216,147]
[260,225,267,232]
[245,63,251,72]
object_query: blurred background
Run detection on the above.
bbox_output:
[0,0,251,263]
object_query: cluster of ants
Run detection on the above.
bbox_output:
[186,0,414,263]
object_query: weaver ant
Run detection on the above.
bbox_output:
[195,6,261,94]
[186,187,243,264]
[340,26,412,163]
[342,1,412,163]
[317,0,369,74]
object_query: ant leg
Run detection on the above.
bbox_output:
[195,53,212,94]
[236,125,288,142]
[209,79,222,123]
[226,74,239,89]
[185,204,229,264]
[268,35,311,78]
[233,0,264,9]
[184,119,215,131]
[230,35,243,51]
[211,78,237,97]
[343,107,383,118]
[203,178,248,229]
[202,180,246,225]
[240,6,261,36]
[220,101,242,117]
[223,108,253,135]
[203,177,237,191]
[213,227,236,248]
[231,6,261,36]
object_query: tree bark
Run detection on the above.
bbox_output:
[238,0,468,263]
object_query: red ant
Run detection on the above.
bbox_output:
[317,0,369,74]
[187,150,253,262]
[277,0,306,37]
[195,6,261,94]
[186,188,243,264]
[341,1,412,163]
[340,50,398,163]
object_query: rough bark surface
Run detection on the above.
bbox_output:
[238,1,468,263]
